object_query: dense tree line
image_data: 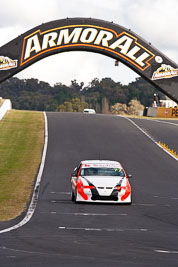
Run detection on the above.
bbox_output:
[0,76,165,112]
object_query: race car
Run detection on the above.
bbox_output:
[83,108,96,114]
[71,160,132,204]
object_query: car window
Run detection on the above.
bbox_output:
[80,167,124,177]
[76,164,82,176]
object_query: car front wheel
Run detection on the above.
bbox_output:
[71,189,76,202]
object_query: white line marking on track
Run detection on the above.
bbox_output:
[120,116,178,162]
[58,226,148,232]
[155,250,178,254]
[134,203,173,207]
[0,112,48,234]
[50,192,71,194]
[0,246,53,256]
[132,203,155,206]
[154,195,178,200]
[0,246,37,254]
[40,212,127,216]
[0,246,96,260]
[63,213,126,216]
[144,119,178,127]
[72,213,127,216]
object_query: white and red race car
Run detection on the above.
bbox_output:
[71,160,132,204]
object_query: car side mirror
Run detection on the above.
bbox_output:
[127,174,132,178]
[71,167,77,177]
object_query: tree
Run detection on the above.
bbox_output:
[127,99,144,116]
[0,76,166,112]
[57,98,88,112]
[111,103,128,115]
[111,99,144,116]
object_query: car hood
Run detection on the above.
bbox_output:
[81,176,124,187]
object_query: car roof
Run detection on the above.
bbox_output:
[81,160,122,168]
[83,108,95,111]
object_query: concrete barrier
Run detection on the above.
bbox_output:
[0,99,12,120]
[147,107,158,117]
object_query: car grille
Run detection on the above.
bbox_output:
[97,187,113,189]
[91,195,118,201]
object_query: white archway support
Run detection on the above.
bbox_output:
[0,99,12,120]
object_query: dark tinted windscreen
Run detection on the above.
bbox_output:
[80,167,124,176]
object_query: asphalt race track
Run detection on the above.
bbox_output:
[0,112,178,267]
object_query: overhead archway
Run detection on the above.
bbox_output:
[0,18,178,103]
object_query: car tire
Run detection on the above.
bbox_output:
[71,189,76,202]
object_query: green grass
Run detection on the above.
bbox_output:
[0,110,44,221]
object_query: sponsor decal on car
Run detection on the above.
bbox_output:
[21,25,155,71]
[0,56,18,71]
[84,163,121,168]
[76,178,88,200]
[152,64,178,80]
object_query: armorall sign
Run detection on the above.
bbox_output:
[21,26,154,70]
[0,18,178,103]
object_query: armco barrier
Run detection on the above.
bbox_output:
[146,106,178,118]
[157,107,178,118]
[0,99,12,120]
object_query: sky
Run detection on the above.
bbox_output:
[0,0,178,86]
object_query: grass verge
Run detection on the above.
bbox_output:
[0,110,44,221]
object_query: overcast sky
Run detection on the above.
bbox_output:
[0,0,178,86]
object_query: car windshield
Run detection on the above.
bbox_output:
[80,167,125,177]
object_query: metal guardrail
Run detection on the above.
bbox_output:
[145,106,178,118]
